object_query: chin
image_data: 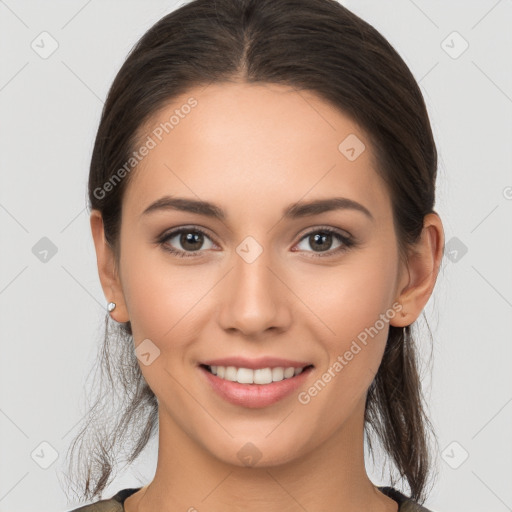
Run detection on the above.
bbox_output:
[203,434,308,470]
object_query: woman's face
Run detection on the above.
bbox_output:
[112,82,409,467]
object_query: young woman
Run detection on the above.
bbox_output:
[65,0,445,510]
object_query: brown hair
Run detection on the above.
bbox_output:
[65,0,440,504]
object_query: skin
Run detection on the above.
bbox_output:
[91,82,444,512]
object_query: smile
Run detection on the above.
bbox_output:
[202,364,313,385]
[198,363,315,408]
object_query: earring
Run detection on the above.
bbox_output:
[107,302,116,312]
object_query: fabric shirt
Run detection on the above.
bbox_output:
[68,486,433,511]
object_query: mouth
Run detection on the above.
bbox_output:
[199,363,315,385]
[198,362,315,408]
[197,355,315,408]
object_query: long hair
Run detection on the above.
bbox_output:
[64,0,440,504]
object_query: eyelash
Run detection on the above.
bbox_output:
[156,225,356,259]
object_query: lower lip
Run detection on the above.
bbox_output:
[199,365,314,408]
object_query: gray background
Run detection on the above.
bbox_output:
[0,1,511,511]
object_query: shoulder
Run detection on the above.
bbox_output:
[67,488,141,512]
[378,486,434,512]
[67,499,122,512]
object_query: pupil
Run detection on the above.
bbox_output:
[181,232,203,251]
[178,232,333,253]
[311,232,332,251]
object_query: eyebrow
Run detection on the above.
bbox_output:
[140,195,374,222]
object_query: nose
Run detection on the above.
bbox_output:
[217,248,292,338]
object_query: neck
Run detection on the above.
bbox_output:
[127,399,398,512]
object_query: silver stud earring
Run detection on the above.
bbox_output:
[107,302,116,312]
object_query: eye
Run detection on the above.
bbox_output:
[157,225,356,259]
[293,227,355,258]
[157,227,216,258]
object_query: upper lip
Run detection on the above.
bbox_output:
[200,356,313,370]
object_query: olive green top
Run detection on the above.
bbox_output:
[68,486,433,511]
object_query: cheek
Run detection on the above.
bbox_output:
[299,248,397,399]
[303,248,398,339]
[119,247,210,397]
[120,236,210,341]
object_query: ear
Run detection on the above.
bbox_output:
[90,210,130,323]
[390,212,445,327]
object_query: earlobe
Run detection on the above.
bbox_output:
[390,212,444,327]
[90,210,130,323]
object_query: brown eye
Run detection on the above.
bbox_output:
[178,231,205,251]
[158,227,216,258]
[294,228,355,258]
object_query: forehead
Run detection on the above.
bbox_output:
[124,82,392,223]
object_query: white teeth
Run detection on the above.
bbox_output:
[253,368,272,384]
[272,367,284,382]
[208,365,308,384]
[237,367,255,384]
[284,367,295,379]
[225,366,237,381]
